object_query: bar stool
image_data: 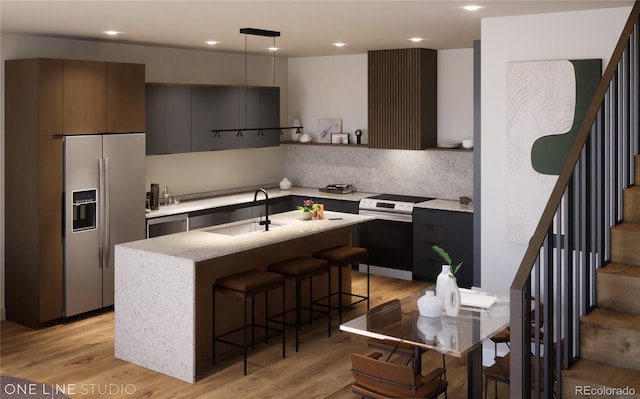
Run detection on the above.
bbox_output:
[313,245,369,324]
[267,256,331,352]
[212,269,285,375]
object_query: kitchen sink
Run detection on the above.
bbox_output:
[206,221,283,236]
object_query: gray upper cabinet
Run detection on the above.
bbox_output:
[148,84,281,155]
[191,86,219,152]
[145,85,191,155]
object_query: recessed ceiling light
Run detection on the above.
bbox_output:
[409,38,423,43]
[462,5,482,11]
[205,41,218,45]
[268,47,279,52]
[103,30,121,36]
[333,42,347,48]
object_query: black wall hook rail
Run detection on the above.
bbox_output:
[211,126,303,136]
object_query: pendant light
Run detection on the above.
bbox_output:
[210,28,303,138]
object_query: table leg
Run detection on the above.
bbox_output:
[467,345,483,398]
[413,346,422,375]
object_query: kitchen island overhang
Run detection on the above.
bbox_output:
[114,210,372,383]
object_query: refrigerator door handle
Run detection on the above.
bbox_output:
[98,158,105,269]
[103,157,111,268]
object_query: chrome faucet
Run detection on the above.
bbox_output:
[253,188,270,231]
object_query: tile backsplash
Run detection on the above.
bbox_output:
[285,145,473,200]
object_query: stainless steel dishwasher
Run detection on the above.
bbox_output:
[146,213,189,238]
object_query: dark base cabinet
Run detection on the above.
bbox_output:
[413,208,473,288]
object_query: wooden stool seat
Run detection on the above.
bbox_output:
[268,257,329,277]
[212,269,285,375]
[313,245,369,324]
[216,270,283,293]
[268,257,331,352]
[314,245,368,264]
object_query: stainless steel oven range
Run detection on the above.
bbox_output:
[358,194,434,280]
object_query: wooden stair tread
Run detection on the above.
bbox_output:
[563,358,640,391]
[611,222,640,233]
[598,262,640,276]
[581,307,640,330]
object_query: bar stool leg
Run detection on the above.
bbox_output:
[281,282,286,359]
[212,286,216,365]
[366,262,370,310]
[295,279,300,352]
[338,264,343,325]
[308,277,313,327]
[327,269,332,337]
[264,290,269,344]
[243,295,248,376]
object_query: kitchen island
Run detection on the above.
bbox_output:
[114,210,372,383]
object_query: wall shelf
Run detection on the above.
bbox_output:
[281,140,472,152]
[280,141,368,148]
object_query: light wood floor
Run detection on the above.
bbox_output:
[1,272,509,398]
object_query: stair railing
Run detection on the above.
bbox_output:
[510,2,640,398]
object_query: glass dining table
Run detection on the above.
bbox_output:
[340,288,510,398]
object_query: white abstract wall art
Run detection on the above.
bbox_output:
[506,59,600,244]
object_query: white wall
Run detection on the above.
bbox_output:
[0,33,290,320]
[287,49,474,145]
[287,54,368,143]
[480,7,631,295]
[438,49,474,143]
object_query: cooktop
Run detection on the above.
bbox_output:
[367,194,435,203]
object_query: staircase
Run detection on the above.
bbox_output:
[562,155,640,397]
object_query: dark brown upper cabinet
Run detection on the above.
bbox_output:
[61,60,145,135]
[368,48,437,150]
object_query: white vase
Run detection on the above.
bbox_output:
[417,289,442,317]
[416,315,443,344]
[279,178,292,190]
[443,275,461,317]
[435,265,451,304]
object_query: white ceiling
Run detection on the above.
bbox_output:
[0,0,633,57]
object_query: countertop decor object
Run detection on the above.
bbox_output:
[279,178,292,190]
[462,138,474,149]
[432,245,462,316]
[417,289,442,317]
[297,198,318,219]
[299,133,312,143]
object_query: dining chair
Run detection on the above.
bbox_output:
[484,341,561,399]
[351,352,448,399]
[366,299,421,366]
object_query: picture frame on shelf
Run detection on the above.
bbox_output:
[331,133,349,144]
[317,118,342,143]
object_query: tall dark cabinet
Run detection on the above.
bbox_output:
[5,58,145,328]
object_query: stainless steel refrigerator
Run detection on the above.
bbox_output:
[64,133,145,317]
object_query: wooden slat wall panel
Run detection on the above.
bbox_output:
[368,48,437,150]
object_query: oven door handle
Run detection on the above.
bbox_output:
[358,209,412,222]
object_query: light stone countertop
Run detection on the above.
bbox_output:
[146,187,474,220]
[121,210,373,262]
[146,187,376,219]
[415,198,474,213]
